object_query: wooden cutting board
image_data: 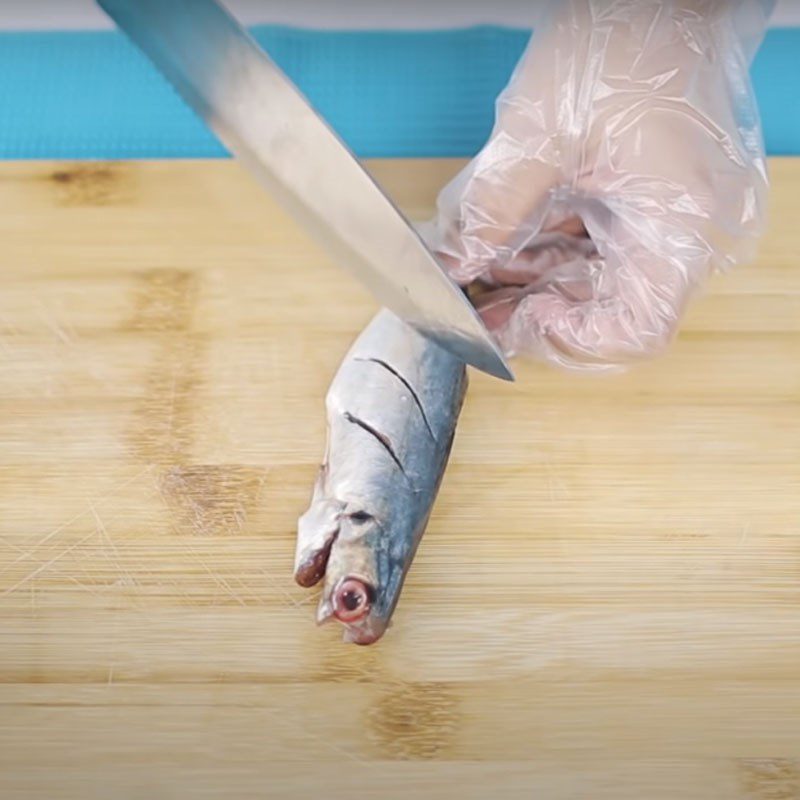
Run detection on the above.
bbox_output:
[0,158,798,800]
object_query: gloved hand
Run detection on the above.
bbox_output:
[422,0,773,370]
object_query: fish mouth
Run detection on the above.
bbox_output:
[294,530,338,588]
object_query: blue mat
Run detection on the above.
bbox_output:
[0,25,798,159]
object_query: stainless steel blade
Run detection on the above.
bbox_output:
[97,0,513,381]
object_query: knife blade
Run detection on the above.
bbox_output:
[97,0,513,381]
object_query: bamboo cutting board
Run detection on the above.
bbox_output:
[0,158,799,800]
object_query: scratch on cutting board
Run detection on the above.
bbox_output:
[34,299,77,346]
[158,465,265,537]
[739,522,751,547]
[90,503,144,601]
[1,535,103,601]
[0,468,157,603]
[1,528,102,598]
[160,468,310,610]
[258,566,315,613]
[0,465,155,580]
[182,537,248,607]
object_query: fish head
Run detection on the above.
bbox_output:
[295,498,413,645]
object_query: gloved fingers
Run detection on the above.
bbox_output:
[475,249,600,333]
[487,230,597,287]
[490,215,701,370]
[542,214,587,239]
[429,145,563,285]
[472,286,525,332]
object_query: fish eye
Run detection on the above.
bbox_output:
[333,578,375,623]
[348,510,372,524]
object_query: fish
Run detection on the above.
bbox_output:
[294,308,468,644]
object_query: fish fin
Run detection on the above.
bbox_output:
[341,627,357,643]
[316,598,334,625]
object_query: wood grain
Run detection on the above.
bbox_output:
[0,158,798,800]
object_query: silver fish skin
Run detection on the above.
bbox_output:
[294,308,468,644]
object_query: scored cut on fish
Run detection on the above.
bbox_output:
[294,308,468,644]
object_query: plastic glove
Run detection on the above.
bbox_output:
[422,0,773,370]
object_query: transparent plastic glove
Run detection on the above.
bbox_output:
[422,0,773,370]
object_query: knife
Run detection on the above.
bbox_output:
[97,0,513,381]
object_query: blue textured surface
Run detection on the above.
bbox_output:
[0,25,797,159]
